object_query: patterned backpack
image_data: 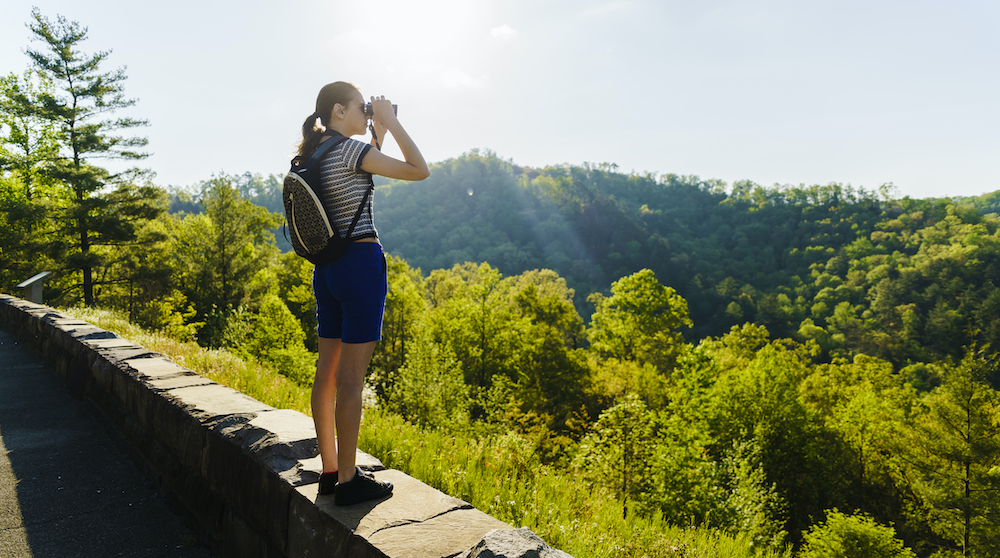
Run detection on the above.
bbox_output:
[282,134,373,265]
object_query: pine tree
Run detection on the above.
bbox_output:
[21,8,157,305]
[901,347,1000,557]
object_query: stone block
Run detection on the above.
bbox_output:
[289,470,510,558]
[85,337,143,350]
[369,508,513,558]
[165,384,274,420]
[460,527,573,558]
[127,356,191,379]
[108,347,164,361]
[287,484,382,558]
[201,412,293,553]
[149,374,216,391]
[297,450,385,484]
[244,410,323,482]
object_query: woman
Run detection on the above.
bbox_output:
[299,81,429,506]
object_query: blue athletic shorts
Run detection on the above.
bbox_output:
[313,243,387,343]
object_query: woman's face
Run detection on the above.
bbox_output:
[338,90,368,136]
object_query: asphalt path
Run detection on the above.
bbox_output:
[0,325,213,557]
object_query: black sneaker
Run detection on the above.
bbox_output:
[318,469,376,496]
[334,469,393,506]
[318,472,338,495]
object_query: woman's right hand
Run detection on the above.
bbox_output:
[360,95,430,182]
[370,96,398,131]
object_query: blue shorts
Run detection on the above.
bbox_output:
[313,243,387,343]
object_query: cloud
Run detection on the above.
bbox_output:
[490,24,518,41]
[439,67,488,89]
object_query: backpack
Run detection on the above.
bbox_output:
[282,134,374,265]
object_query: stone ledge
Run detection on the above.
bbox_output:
[0,294,570,558]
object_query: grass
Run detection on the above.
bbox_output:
[64,306,312,414]
[63,306,789,558]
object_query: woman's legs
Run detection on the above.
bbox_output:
[311,336,377,484]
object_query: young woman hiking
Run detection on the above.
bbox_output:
[298,81,429,506]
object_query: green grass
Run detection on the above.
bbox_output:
[64,306,311,414]
[64,306,789,558]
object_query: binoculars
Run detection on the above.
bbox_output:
[363,103,398,117]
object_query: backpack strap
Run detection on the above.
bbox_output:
[342,180,375,240]
[308,134,349,164]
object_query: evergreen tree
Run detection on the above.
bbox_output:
[900,347,1000,557]
[20,8,157,305]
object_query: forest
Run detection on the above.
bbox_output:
[4,9,1000,558]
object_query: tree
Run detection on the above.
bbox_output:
[587,268,692,373]
[387,327,469,428]
[171,175,282,345]
[900,348,1000,557]
[0,71,61,289]
[369,253,427,400]
[799,509,916,558]
[21,8,156,305]
[707,342,838,539]
[0,71,59,200]
[222,294,315,385]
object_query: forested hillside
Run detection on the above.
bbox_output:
[165,150,1000,375]
[377,150,1000,374]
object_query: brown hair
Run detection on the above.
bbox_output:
[296,81,360,157]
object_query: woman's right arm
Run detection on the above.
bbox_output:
[360,96,430,181]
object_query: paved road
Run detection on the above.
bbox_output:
[0,326,213,557]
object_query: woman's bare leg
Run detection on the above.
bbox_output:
[312,337,342,474]
[334,340,377,484]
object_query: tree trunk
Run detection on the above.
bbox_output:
[78,187,93,306]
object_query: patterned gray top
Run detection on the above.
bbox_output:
[318,137,376,240]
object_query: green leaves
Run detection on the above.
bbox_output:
[900,348,1000,555]
[171,175,282,325]
[588,268,692,373]
[799,510,916,558]
[1,9,157,306]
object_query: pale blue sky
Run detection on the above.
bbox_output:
[2,0,998,199]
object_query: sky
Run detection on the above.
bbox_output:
[2,0,998,199]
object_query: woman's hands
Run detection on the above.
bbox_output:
[360,95,429,181]
[371,96,391,149]
[369,95,395,141]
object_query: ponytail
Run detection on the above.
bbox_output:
[298,111,325,158]
[296,82,360,157]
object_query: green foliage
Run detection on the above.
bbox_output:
[11,9,159,306]
[170,174,283,345]
[588,268,692,373]
[361,408,791,558]
[899,348,1000,556]
[220,294,316,385]
[387,327,469,427]
[370,152,1000,375]
[573,395,727,527]
[707,342,838,540]
[369,253,426,397]
[723,439,789,551]
[798,509,916,558]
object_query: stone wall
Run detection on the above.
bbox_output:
[0,295,571,558]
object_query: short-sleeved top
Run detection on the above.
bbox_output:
[318,135,377,241]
